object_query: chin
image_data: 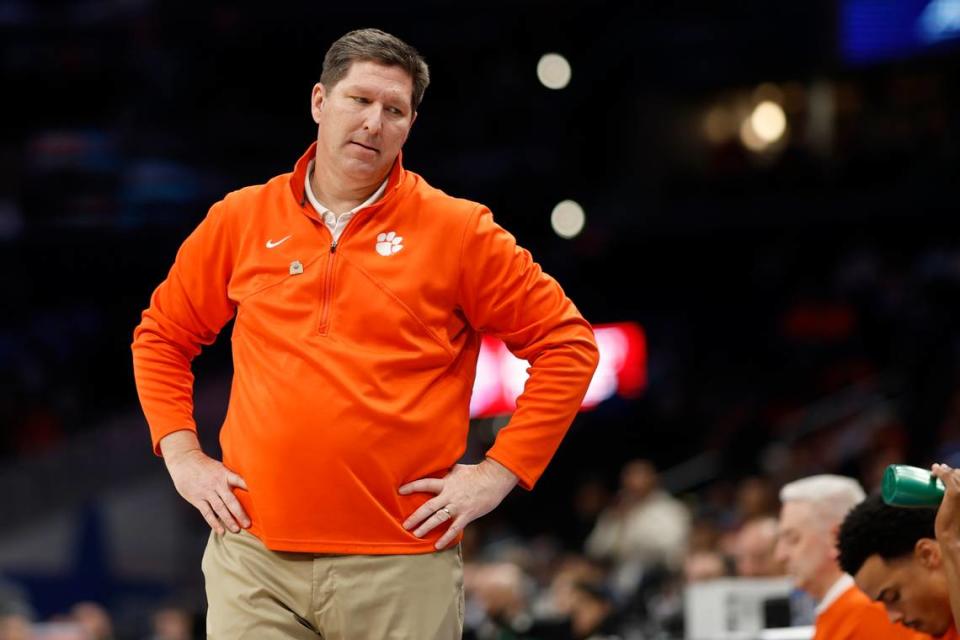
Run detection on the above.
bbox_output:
[344,157,386,175]
[786,574,808,592]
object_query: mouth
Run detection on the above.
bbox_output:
[349,141,379,154]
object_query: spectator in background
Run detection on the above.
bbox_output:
[68,602,114,640]
[464,557,623,640]
[585,460,690,597]
[775,475,925,639]
[147,606,195,640]
[0,613,31,640]
[732,516,784,577]
[566,581,622,640]
[464,562,535,637]
[686,514,725,555]
[736,476,779,523]
[567,475,613,551]
[539,555,608,621]
[683,550,731,583]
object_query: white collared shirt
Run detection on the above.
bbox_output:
[304,160,388,244]
[815,573,855,616]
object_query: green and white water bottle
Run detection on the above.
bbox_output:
[882,464,945,507]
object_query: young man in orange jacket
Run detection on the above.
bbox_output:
[838,486,960,639]
[775,475,930,639]
[131,28,599,639]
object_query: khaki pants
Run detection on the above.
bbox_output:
[202,530,464,639]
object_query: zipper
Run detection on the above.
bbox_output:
[316,213,365,335]
[317,241,336,335]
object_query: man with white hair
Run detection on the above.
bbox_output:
[774,475,927,639]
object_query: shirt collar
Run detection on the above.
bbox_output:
[815,573,855,616]
[304,159,388,219]
[288,141,405,208]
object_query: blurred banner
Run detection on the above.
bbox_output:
[470,322,647,417]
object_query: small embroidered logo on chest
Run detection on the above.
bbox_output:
[375,231,404,256]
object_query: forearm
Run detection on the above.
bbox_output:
[132,327,201,454]
[485,333,599,489]
[940,534,960,632]
[131,198,237,454]
[458,207,600,489]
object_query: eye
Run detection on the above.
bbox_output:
[351,96,370,104]
[387,106,404,116]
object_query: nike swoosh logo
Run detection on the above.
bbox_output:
[265,235,291,249]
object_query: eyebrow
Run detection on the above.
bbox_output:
[342,83,406,100]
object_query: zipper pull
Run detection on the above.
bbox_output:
[331,241,338,254]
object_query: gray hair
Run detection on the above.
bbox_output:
[779,475,866,528]
[321,28,430,111]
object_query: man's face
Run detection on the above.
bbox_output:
[620,461,656,500]
[311,60,416,184]
[734,518,784,577]
[853,545,953,636]
[774,501,836,594]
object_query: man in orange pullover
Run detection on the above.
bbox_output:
[776,475,930,639]
[131,28,599,639]
[839,491,959,639]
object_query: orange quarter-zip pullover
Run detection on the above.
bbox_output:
[132,143,599,553]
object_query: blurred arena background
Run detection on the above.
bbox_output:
[1,1,959,638]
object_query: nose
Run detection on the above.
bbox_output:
[362,105,383,135]
[772,540,787,565]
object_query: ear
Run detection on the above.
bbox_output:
[915,538,943,570]
[311,83,326,124]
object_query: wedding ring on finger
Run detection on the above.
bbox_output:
[439,506,453,520]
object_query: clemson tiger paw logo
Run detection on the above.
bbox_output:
[375,231,404,256]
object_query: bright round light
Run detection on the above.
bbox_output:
[551,200,585,239]
[739,117,768,152]
[537,53,572,90]
[750,100,787,143]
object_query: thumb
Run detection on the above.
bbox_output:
[227,472,249,491]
